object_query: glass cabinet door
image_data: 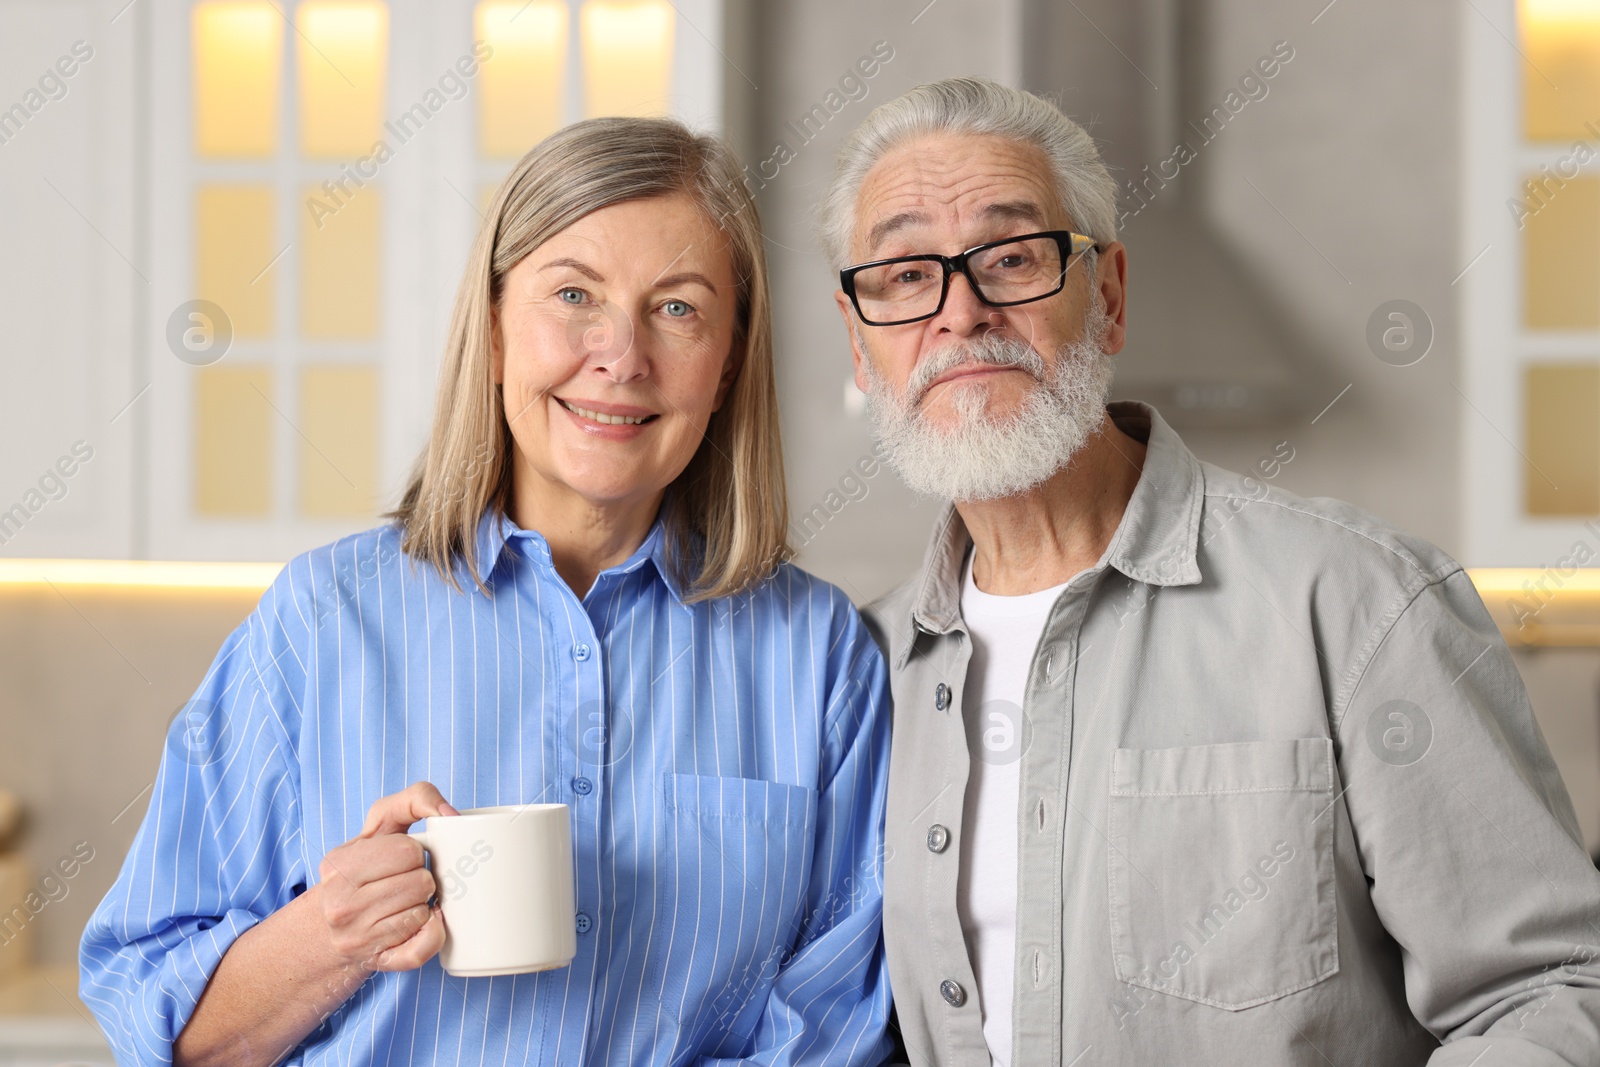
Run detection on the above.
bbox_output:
[145,0,721,561]
[1464,0,1600,563]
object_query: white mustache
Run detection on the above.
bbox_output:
[905,335,1047,407]
[864,303,1116,502]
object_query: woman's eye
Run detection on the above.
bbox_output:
[558,288,586,305]
[662,300,692,318]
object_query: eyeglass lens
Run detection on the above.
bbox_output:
[851,235,1065,323]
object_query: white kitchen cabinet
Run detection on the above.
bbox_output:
[3,0,724,564]
[0,0,139,560]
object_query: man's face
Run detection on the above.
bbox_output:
[833,131,1130,501]
[835,132,1127,426]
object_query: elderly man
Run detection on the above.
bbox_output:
[822,77,1600,1066]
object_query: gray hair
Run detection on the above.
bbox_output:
[818,77,1118,270]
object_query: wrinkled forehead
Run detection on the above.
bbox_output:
[851,132,1066,259]
[523,191,741,287]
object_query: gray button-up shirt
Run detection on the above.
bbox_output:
[866,401,1600,1066]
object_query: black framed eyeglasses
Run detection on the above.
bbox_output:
[839,230,1098,327]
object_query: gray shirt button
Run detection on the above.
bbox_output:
[935,682,949,710]
[926,824,949,853]
[940,979,966,1007]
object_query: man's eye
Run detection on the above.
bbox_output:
[662,300,693,318]
[894,270,927,284]
[996,254,1027,269]
[558,288,587,304]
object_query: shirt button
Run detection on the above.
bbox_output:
[934,683,949,711]
[926,824,950,853]
[575,912,593,934]
[574,643,592,662]
[572,776,593,795]
[940,979,966,1007]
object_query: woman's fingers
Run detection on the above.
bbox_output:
[372,905,446,972]
[324,870,436,965]
[317,782,461,971]
[359,781,459,838]
[319,839,437,966]
[355,868,439,931]
[318,833,425,893]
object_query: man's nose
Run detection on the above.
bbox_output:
[932,271,1006,336]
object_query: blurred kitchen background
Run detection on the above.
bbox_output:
[2,0,1599,1060]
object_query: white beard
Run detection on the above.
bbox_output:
[863,307,1116,502]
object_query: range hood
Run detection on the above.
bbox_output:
[1019,0,1330,427]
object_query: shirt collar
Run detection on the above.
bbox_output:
[905,400,1205,644]
[469,508,685,601]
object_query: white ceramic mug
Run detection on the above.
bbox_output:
[411,803,576,977]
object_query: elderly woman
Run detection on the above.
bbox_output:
[80,118,892,1067]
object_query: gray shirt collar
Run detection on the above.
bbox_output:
[903,400,1205,652]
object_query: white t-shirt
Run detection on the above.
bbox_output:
[956,553,1070,1067]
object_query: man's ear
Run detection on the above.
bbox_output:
[711,333,746,412]
[489,302,505,384]
[1094,240,1130,355]
[835,289,871,394]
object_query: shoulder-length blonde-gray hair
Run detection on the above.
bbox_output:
[389,117,789,602]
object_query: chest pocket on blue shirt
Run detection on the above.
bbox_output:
[1107,738,1339,1010]
[647,773,816,1042]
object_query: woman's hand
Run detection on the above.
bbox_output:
[173,783,463,1067]
[316,781,460,974]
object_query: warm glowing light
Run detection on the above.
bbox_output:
[0,559,283,591]
[581,0,674,119]
[1522,178,1600,330]
[300,183,382,338]
[1522,0,1600,25]
[1524,362,1600,516]
[196,185,276,338]
[1470,568,1600,595]
[476,1,568,157]
[195,365,274,516]
[1521,0,1600,141]
[193,2,283,157]
[297,1,389,158]
[299,364,380,516]
[1472,568,1600,646]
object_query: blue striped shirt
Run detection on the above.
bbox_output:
[79,511,893,1066]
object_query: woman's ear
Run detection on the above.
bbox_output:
[710,334,745,413]
[489,302,504,384]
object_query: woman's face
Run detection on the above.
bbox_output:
[492,193,742,516]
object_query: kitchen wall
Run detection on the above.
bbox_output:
[1184,0,1464,558]
[0,588,259,971]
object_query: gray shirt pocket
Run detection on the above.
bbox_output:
[1107,738,1339,1010]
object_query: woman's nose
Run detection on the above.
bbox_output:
[571,304,649,382]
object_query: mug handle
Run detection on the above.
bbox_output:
[411,830,438,876]
[410,830,440,904]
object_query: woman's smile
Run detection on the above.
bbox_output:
[553,395,662,438]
